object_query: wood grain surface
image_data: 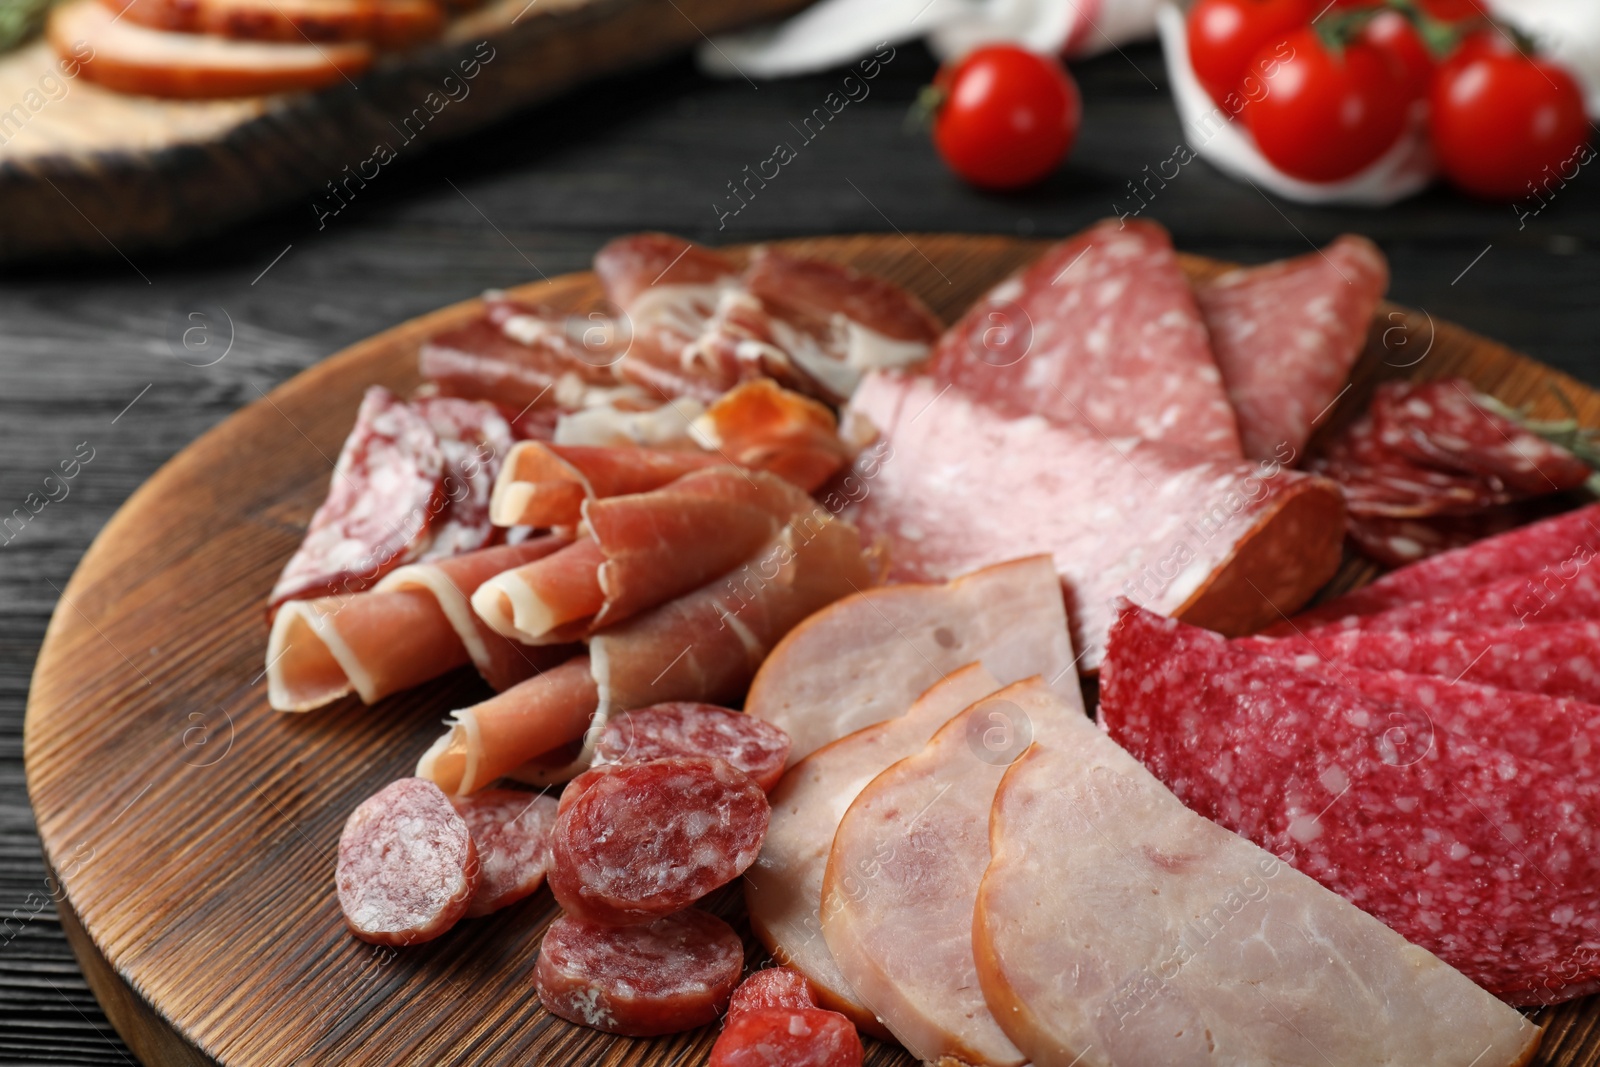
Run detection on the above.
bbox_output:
[0,0,812,263]
[19,233,1600,1066]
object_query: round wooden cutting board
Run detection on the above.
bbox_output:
[24,234,1600,1066]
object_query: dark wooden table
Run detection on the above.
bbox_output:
[1,35,1596,1064]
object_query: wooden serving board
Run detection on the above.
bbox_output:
[24,234,1600,1066]
[0,0,811,264]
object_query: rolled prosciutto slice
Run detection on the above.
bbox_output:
[691,380,854,493]
[1195,235,1389,462]
[488,442,722,528]
[976,676,1542,1065]
[844,372,1345,668]
[265,537,574,712]
[925,218,1242,456]
[473,469,815,644]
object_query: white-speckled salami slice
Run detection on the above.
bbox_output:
[449,789,558,917]
[1103,604,1600,1004]
[413,397,513,561]
[595,703,791,792]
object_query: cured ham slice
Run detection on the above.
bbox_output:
[596,234,742,401]
[823,691,1038,1066]
[1102,605,1600,1004]
[475,468,813,644]
[413,397,513,561]
[1195,235,1389,461]
[925,219,1242,456]
[845,372,1345,668]
[745,555,1075,764]
[416,656,598,795]
[976,676,1542,1065]
[51,0,373,98]
[691,380,853,492]
[745,665,1002,1036]
[102,0,443,47]
[268,386,442,612]
[691,248,941,404]
[488,442,721,528]
[554,397,706,449]
[266,537,573,712]
[1279,500,1600,630]
[420,296,624,412]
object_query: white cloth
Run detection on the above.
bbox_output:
[1488,0,1600,118]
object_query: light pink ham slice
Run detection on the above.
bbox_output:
[1196,235,1389,461]
[974,678,1542,1067]
[925,218,1241,456]
[265,537,572,712]
[746,664,1003,1038]
[745,555,1076,765]
[844,372,1345,669]
[474,468,814,643]
[823,688,1045,1065]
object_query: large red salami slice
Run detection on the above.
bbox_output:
[535,909,744,1035]
[269,386,443,611]
[925,219,1242,456]
[1196,235,1388,462]
[1375,379,1591,495]
[595,703,791,792]
[843,372,1344,668]
[1281,500,1600,629]
[710,1007,865,1067]
[1239,620,1600,703]
[1101,603,1600,1004]
[413,397,513,561]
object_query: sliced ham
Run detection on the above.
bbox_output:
[475,468,814,644]
[975,677,1543,1066]
[823,691,1038,1066]
[745,664,1002,1037]
[925,218,1241,456]
[416,656,599,795]
[844,372,1345,669]
[690,248,941,404]
[488,442,722,528]
[52,0,373,98]
[101,0,443,47]
[1196,235,1389,461]
[266,538,574,712]
[745,555,1076,765]
[691,380,854,492]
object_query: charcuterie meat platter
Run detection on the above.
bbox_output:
[24,232,1600,1066]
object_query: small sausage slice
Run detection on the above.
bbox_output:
[726,966,816,1018]
[548,756,769,925]
[337,778,477,946]
[710,1007,864,1067]
[596,703,791,791]
[536,910,744,1036]
[449,789,559,918]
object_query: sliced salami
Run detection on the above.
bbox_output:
[449,789,558,917]
[547,756,769,925]
[726,966,816,1018]
[1239,620,1600,704]
[1280,500,1600,629]
[843,372,1344,668]
[710,1007,864,1067]
[595,704,791,792]
[1375,379,1590,495]
[336,778,477,946]
[1346,506,1546,567]
[925,218,1242,456]
[535,909,744,1036]
[1309,410,1512,518]
[269,386,442,612]
[1197,235,1388,462]
[1101,604,1600,1003]
[413,397,513,561]
[420,297,620,412]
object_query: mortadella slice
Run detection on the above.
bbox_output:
[844,372,1345,668]
[823,688,1051,1066]
[925,218,1241,456]
[745,555,1075,765]
[975,677,1543,1066]
[1195,235,1388,461]
[745,664,1003,1037]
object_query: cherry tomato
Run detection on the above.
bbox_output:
[1418,0,1479,20]
[1186,0,1315,114]
[1361,9,1433,105]
[931,45,1081,190]
[1246,27,1409,181]
[1430,50,1590,200]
